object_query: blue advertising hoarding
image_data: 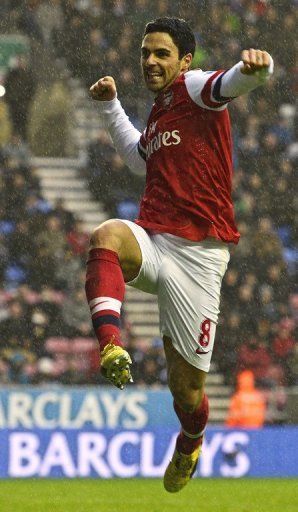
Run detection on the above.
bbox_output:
[0,387,297,478]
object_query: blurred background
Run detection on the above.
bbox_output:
[0,0,297,479]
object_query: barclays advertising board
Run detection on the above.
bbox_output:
[0,387,297,478]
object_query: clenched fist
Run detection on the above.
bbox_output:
[241,49,271,75]
[89,76,117,101]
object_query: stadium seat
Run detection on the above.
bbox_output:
[71,337,97,353]
[45,337,72,354]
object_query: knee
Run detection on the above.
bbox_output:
[174,389,205,414]
[169,376,205,413]
[90,219,125,252]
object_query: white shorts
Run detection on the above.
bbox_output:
[120,220,230,372]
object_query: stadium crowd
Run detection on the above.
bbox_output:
[0,1,296,421]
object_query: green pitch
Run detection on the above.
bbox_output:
[0,478,297,512]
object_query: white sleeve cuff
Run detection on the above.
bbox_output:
[95,97,122,116]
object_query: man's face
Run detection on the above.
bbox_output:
[141,32,191,93]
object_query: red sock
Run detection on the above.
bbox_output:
[85,248,125,351]
[174,394,209,455]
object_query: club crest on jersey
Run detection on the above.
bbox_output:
[162,89,174,109]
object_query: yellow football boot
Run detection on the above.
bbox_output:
[100,343,133,390]
[163,443,202,493]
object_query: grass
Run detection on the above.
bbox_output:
[0,478,297,512]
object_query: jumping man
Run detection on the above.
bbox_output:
[86,17,273,492]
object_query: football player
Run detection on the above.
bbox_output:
[86,17,273,492]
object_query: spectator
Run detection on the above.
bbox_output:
[66,220,89,258]
[272,318,296,385]
[61,288,93,337]
[51,198,75,233]
[4,54,36,140]
[226,370,266,428]
[0,98,12,147]
[35,216,67,258]
[27,245,56,291]
[8,220,32,266]
[28,79,71,157]
[237,337,274,387]
[2,132,31,167]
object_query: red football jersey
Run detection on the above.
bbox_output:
[136,70,240,244]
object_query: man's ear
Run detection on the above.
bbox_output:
[182,53,193,71]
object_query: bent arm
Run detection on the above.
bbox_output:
[220,55,274,98]
[186,50,274,110]
[96,98,146,176]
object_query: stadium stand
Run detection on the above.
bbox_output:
[0,0,296,424]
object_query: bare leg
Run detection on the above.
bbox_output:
[163,336,209,492]
[163,336,206,412]
[90,219,142,282]
[164,335,209,451]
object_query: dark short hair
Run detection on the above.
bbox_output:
[143,17,196,59]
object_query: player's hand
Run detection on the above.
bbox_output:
[89,76,117,101]
[240,49,271,75]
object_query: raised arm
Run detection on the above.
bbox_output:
[220,49,274,98]
[185,49,274,110]
[89,76,146,176]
